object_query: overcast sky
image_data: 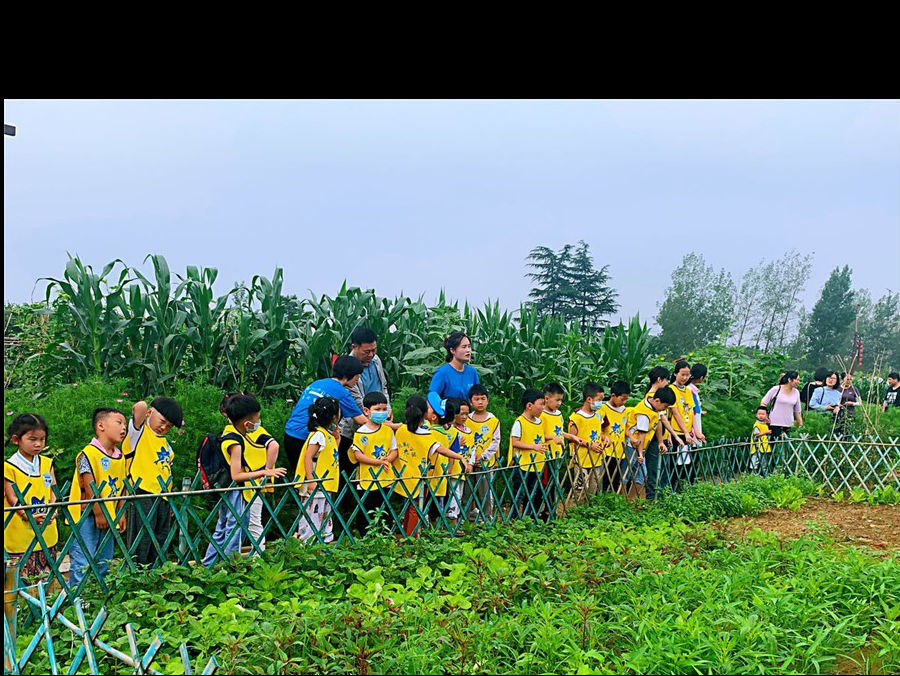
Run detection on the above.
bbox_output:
[4,100,898,326]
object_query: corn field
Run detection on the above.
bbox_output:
[13,254,652,400]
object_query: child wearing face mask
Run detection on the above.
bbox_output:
[566,383,607,505]
[349,391,398,535]
[202,394,287,566]
[296,396,343,544]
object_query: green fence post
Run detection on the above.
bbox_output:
[178,477,191,560]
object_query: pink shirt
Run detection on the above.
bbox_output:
[761,385,801,427]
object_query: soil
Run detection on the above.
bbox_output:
[722,497,900,553]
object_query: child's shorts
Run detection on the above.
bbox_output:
[625,444,646,485]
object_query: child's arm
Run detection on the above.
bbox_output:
[562,431,586,447]
[480,423,501,464]
[78,470,111,530]
[229,444,286,484]
[433,444,472,473]
[265,440,279,470]
[353,447,392,469]
[132,400,149,429]
[668,407,692,443]
[511,437,547,453]
[3,478,29,523]
[302,443,319,492]
[659,415,684,449]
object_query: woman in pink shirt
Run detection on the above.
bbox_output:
[760,371,804,439]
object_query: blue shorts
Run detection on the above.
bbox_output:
[625,444,646,485]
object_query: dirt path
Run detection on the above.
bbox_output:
[722,498,900,553]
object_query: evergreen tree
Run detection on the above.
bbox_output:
[526,245,569,319]
[804,266,856,367]
[858,290,900,371]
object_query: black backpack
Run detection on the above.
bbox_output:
[197,432,241,489]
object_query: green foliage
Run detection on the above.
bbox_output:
[21,476,897,675]
[656,252,735,357]
[525,241,619,329]
[804,265,856,368]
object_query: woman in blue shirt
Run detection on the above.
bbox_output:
[428,332,480,401]
[809,371,843,416]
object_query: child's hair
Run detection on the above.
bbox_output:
[350,326,377,346]
[673,360,691,376]
[582,382,603,401]
[813,366,829,382]
[646,366,671,392]
[333,355,365,380]
[443,331,469,362]
[6,413,49,446]
[522,388,543,408]
[757,405,768,413]
[609,380,631,397]
[437,398,462,425]
[308,396,340,432]
[405,395,428,432]
[652,386,677,406]
[223,394,261,425]
[362,391,388,409]
[690,364,708,381]
[150,396,183,427]
[92,408,125,433]
[468,384,488,399]
[779,371,800,385]
[219,392,248,416]
[543,381,565,396]
[889,371,900,380]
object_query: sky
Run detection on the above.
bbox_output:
[4,99,898,327]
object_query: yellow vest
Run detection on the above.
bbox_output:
[568,410,605,468]
[540,410,566,459]
[601,403,628,460]
[453,424,475,480]
[124,421,173,496]
[752,421,771,453]
[4,455,59,553]
[508,415,546,473]
[468,414,500,467]
[351,424,396,490]
[296,427,340,494]
[68,442,127,524]
[221,424,276,500]
[428,425,458,496]
[394,426,436,498]
[671,385,694,436]
[626,399,661,449]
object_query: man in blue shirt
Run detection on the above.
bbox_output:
[284,356,369,472]
[429,331,480,400]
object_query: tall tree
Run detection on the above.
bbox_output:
[656,252,735,356]
[567,240,619,331]
[804,265,856,367]
[730,261,764,346]
[525,242,618,329]
[857,290,900,371]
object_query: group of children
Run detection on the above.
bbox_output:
[7,357,793,586]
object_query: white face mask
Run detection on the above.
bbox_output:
[246,420,261,433]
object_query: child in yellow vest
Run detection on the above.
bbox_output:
[217,392,279,554]
[123,396,182,567]
[750,406,772,475]
[349,391,397,535]
[4,414,58,582]
[295,396,342,544]
[67,408,128,588]
[599,381,631,495]
[566,382,606,505]
[509,388,549,519]
[394,395,470,537]
[467,384,501,522]
[448,398,475,523]
[540,382,584,520]
[625,387,676,500]
[202,395,287,565]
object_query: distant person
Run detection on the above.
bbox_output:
[295,397,342,544]
[760,371,804,440]
[625,387,677,500]
[348,391,397,536]
[883,372,900,412]
[688,364,708,442]
[599,381,631,494]
[750,406,772,475]
[508,388,548,519]
[837,373,861,436]
[566,383,604,505]
[800,367,829,411]
[429,332,480,400]
[466,384,501,522]
[809,371,843,418]
[284,356,369,472]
